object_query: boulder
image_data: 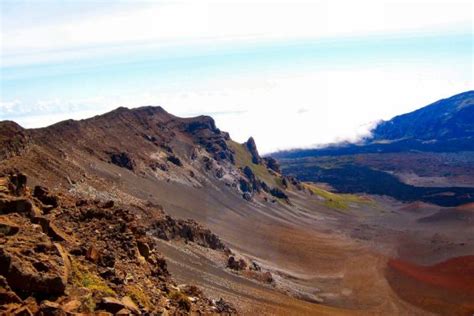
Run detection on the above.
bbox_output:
[227,256,247,271]
[242,192,252,201]
[100,200,115,209]
[0,275,22,304]
[99,297,126,314]
[9,174,28,196]
[215,298,237,314]
[39,300,65,316]
[121,296,140,315]
[33,186,58,209]
[0,235,68,296]
[136,241,150,260]
[0,197,33,215]
[61,300,81,313]
[86,245,100,263]
[215,168,224,179]
[0,217,20,236]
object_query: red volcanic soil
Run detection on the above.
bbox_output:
[457,202,474,211]
[389,256,474,293]
[387,256,474,315]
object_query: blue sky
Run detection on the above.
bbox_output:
[1,0,472,152]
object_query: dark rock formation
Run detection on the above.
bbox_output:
[184,116,235,163]
[245,137,262,164]
[242,166,262,193]
[264,157,281,173]
[239,179,251,193]
[109,152,135,171]
[270,187,289,200]
[167,155,183,167]
[227,256,247,271]
[33,186,59,208]
[242,192,252,201]
[151,216,228,251]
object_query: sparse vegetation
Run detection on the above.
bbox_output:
[71,258,115,296]
[169,290,191,311]
[304,183,372,210]
[125,285,152,309]
[227,140,277,185]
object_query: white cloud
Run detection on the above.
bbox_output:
[5,60,471,153]
[1,0,472,66]
[1,0,472,152]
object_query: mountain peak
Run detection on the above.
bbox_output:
[244,137,262,164]
[371,90,474,142]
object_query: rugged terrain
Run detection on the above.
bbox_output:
[1,105,474,315]
[275,91,474,206]
[0,171,238,315]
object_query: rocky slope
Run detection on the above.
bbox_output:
[1,106,295,205]
[372,90,474,142]
[2,105,474,315]
[0,106,304,315]
[0,171,236,315]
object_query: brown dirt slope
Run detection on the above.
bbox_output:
[1,106,473,315]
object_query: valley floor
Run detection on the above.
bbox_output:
[102,165,474,315]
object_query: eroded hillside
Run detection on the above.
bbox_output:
[1,106,473,315]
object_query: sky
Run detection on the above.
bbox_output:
[0,0,472,153]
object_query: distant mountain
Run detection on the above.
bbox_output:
[275,91,474,206]
[372,90,474,142]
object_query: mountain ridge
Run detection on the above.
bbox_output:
[2,102,474,315]
[275,91,474,206]
[371,90,474,142]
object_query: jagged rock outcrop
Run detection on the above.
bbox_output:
[151,216,229,251]
[263,157,281,173]
[226,255,273,284]
[245,137,262,165]
[0,173,236,315]
[184,116,235,163]
[242,166,262,192]
[0,106,297,207]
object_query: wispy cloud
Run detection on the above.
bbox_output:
[0,0,472,152]
[1,0,472,67]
